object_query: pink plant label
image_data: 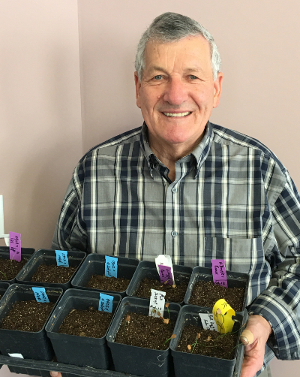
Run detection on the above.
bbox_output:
[211,259,228,287]
[9,232,21,262]
[158,264,173,285]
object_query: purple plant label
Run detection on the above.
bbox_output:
[55,250,69,267]
[105,256,118,278]
[211,259,228,288]
[99,293,113,313]
[158,264,173,285]
[9,232,21,262]
[199,313,218,331]
[32,287,50,303]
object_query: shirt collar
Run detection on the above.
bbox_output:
[140,121,213,179]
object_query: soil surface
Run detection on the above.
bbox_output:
[0,258,28,280]
[0,300,55,332]
[135,275,190,303]
[115,311,176,350]
[58,306,113,338]
[30,264,77,283]
[177,324,240,359]
[189,281,245,311]
[86,275,130,292]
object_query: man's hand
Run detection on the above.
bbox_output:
[50,371,62,377]
[240,315,272,377]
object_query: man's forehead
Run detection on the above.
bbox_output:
[143,35,212,73]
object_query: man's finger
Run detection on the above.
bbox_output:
[240,329,254,345]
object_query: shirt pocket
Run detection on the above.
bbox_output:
[204,236,271,306]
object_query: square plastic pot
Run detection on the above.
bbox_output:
[184,266,249,310]
[170,305,246,377]
[16,249,86,290]
[71,254,139,296]
[0,282,9,302]
[0,247,35,283]
[45,288,122,369]
[0,283,63,360]
[126,260,192,304]
[106,296,181,377]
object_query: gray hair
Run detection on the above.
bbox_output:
[135,12,221,81]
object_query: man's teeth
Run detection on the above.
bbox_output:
[163,112,191,117]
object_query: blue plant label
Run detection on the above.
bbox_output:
[99,293,113,313]
[32,287,50,303]
[55,250,69,267]
[105,255,118,278]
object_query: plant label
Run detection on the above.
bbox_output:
[211,259,228,287]
[105,255,118,278]
[158,265,173,285]
[9,231,21,262]
[99,293,113,313]
[199,313,218,331]
[55,250,69,267]
[155,254,174,285]
[149,289,166,318]
[212,298,235,334]
[32,287,50,303]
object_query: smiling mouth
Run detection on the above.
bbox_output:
[163,112,191,117]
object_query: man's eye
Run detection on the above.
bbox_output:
[154,75,163,80]
[189,75,198,80]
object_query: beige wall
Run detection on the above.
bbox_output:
[1,0,300,375]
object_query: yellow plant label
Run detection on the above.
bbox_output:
[212,299,235,334]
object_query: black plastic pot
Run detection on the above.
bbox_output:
[107,296,180,377]
[0,283,63,361]
[126,260,192,304]
[45,288,122,369]
[0,247,35,283]
[16,249,86,290]
[184,266,249,310]
[71,254,139,296]
[0,282,9,301]
[170,305,246,377]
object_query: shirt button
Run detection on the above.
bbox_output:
[172,187,177,193]
[171,231,178,237]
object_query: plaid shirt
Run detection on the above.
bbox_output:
[52,122,300,366]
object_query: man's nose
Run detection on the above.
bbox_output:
[162,78,188,105]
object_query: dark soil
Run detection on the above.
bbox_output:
[0,257,28,280]
[58,306,113,338]
[189,281,245,311]
[177,324,240,359]
[0,300,55,332]
[86,275,130,292]
[115,311,176,350]
[30,264,77,283]
[135,275,190,303]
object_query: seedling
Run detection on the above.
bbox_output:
[0,270,7,280]
[164,333,176,345]
[187,332,201,353]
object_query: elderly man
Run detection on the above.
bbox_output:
[51,12,300,377]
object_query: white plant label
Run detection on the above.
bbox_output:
[199,313,218,331]
[149,289,166,318]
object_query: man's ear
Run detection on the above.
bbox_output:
[134,71,141,108]
[213,72,223,108]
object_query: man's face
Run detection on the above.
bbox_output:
[135,35,223,155]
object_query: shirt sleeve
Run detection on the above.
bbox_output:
[249,169,300,360]
[52,169,88,252]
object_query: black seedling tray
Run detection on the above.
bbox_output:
[16,249,86,290]
[184,266,249,310]
[71,254,139,297]
[0,247,35,284]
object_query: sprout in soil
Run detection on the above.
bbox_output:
[164,333,176,345]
